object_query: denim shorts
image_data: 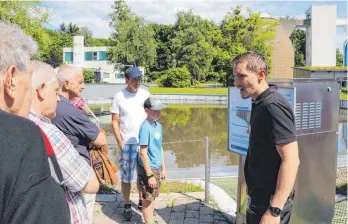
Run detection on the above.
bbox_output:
[119,144,139,183]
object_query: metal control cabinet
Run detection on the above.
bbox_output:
[235,79,340,224]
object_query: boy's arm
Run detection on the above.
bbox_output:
[140,145,152,175]
[161,148,166,180]
[140,145,157,188]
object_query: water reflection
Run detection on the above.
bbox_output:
[95,106,347,170]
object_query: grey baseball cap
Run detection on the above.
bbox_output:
[125,67,143,79]
[144,97,165,111]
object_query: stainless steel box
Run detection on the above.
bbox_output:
[236,79,340,224]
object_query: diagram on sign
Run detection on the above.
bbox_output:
[228,87,295,156]
[228,88,252,155]
[231,107,251,129]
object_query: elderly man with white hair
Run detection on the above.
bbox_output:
[29,61,100,224]
[0,21,70,223]
[52,64,107,223]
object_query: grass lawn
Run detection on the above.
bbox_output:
[98,181,203,195]
[160,181,204,194]
[150,87,228,95]
[89,104,227,110]
[210,177,238,201]
[165,104,227,109]
[150,87,348,99]
[340,93,348,100]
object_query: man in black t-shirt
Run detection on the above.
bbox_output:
[232,51,300,224]
[0,21,69,223]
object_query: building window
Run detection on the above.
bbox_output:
[85,51,108,61]
[85,52,93,61]
[99,51,107,60]
[64,52,73,62]
[103,72,110,78]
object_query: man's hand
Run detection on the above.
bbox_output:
[260,210,280,224]
[148,176,157,188]
[118,142,124,150]
[161,167,167,180]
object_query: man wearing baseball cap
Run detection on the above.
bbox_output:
[111,66,150,221]
[137,97,166,224]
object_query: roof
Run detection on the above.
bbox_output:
[293,66,348,72]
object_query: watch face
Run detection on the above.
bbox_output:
[270,206,282,217]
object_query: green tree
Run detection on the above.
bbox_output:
[169,10,220,84]
[337,48,344,66]
[290,29,306,67]
[89,38,115,47]
[59,22,81,36]
[83,69,95,83]
[108,0,157,69]
[45,29,64,68]
[158,67,191,87]
[80,26,93,46]
[0,1,52,61]
[219,6,278,85]
[149,24,173,72]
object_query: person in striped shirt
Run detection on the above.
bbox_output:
[29,61,100,224]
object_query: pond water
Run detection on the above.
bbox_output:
[92,106,347,173]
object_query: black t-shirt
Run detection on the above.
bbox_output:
[0,110,70,224]
[244,87,297,198]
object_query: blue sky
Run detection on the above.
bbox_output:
[42,0,347,51]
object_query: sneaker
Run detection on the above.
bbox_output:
[142,220,158,224]
[124,205,133,221]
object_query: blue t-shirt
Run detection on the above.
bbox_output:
[51,95,99,164]
[138,120,163,169]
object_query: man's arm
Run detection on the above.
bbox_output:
[81,169,99,194]
[111,113,123,149]
[91,131,107,147]
[271,141,300,208]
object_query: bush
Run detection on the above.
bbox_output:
[206,71,220,82]
[158,67,191,88]
[83,69,95,83]
[147,71,164,82]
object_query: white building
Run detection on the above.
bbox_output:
[303,5,347,66]
[305,5,337,66]
[63,36,144,83]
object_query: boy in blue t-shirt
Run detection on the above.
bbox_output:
[137,97,166,224]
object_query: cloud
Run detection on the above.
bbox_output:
[44,1,113,38]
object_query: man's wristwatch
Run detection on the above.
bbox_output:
[268,205,282,217]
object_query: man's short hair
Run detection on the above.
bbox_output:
[232,51,268,75]
[0,21,38,73]
[31,61,58,89]
[56,64,83,88]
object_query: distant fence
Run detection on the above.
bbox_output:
[340,99,347,109]
[81,83,149,100]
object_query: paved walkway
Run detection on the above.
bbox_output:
[93,192,233,224]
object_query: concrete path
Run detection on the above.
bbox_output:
[93,192,233,224]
